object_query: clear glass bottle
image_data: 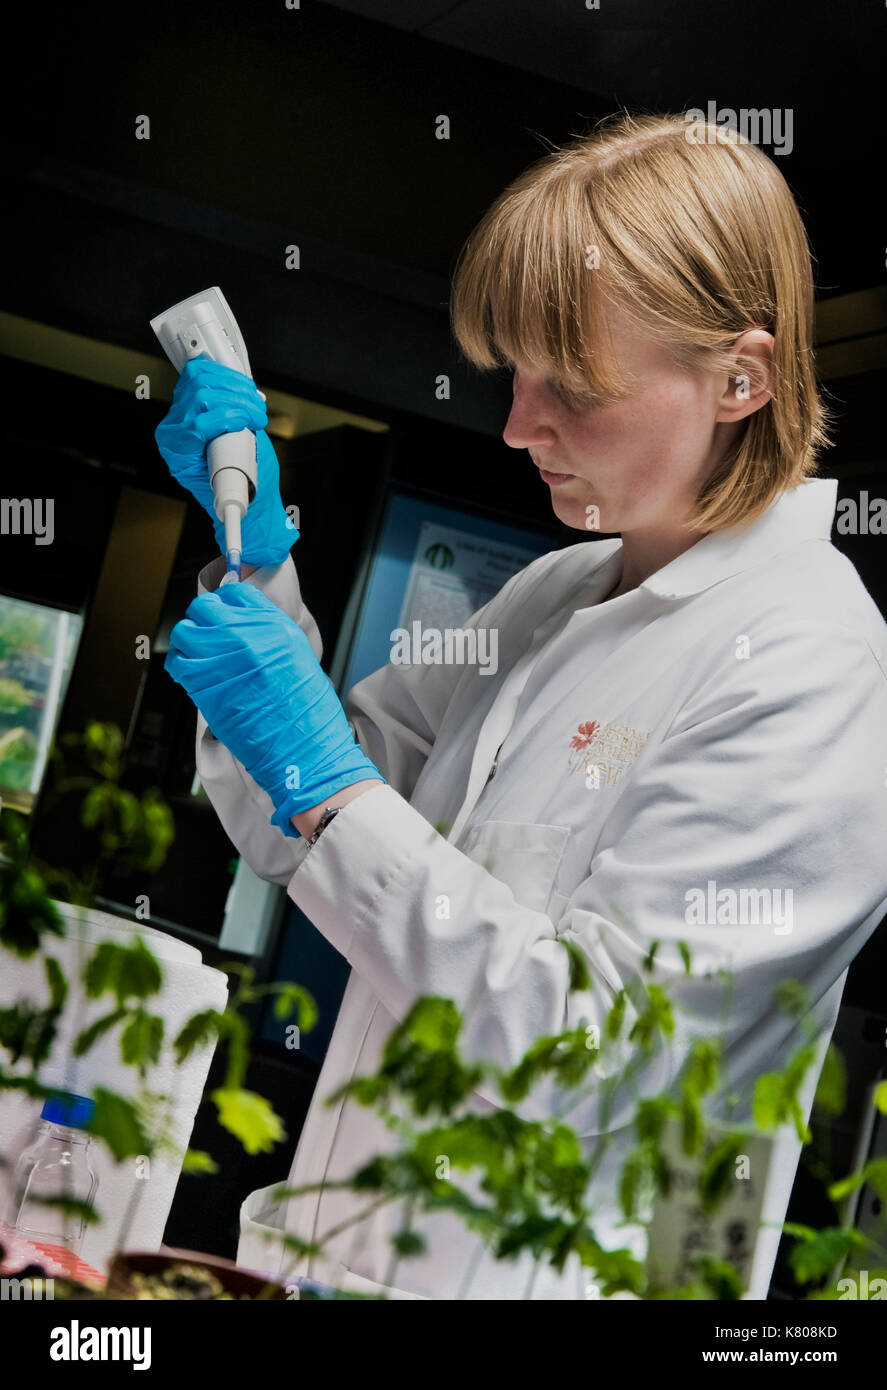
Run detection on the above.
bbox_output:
[7,1092,98,1252]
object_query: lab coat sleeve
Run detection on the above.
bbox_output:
[338,567,528,805]
[341,545,572,794]
[285,619,887,1134]
[191,551,526,886]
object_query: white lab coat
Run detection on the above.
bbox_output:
[192,477,887,1300]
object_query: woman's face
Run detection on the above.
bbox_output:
[502,304,754,537]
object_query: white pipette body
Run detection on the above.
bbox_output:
[150,287,258,580]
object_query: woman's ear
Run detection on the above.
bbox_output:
[716,328,775,423]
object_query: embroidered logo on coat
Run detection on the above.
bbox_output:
[568,719,650,788]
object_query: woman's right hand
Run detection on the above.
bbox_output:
[155,356,299,566]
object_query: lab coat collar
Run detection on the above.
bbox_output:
[639,477,838,600]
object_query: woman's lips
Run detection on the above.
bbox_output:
[538,467,573,485]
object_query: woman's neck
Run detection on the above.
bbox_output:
[605,525,707,600]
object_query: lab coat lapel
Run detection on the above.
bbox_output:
[510,597,689,769]
[446,605,576,844]
[445,549,623,845]
[447,592,691,843]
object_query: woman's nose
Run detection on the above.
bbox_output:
[502,376,557,451]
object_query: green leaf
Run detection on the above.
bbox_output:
[619,1151,642,1221]
[348,1156,392,1191]
[391,1229,426,1257]
[133,789,176,874]
[813,1043,847,1117]
[81,721,124,776]
[753,1042,818,1141]
[221,1012,251,1092]
[683,1038,722,1099]
[874,1080,887,1114]
[605,989,627,1041]
[753,1072,785,1130]
[181,1149,219,1175]
[499,1035,561,1101]
[652,1148,672,1199]
[44,955,68,1011]
[826,1173,861,1204]
[642,939,660,973]
[693,1255,744,1300]
[771,979,810,1020]
[83,941,116,996]
[561,938,592,993]
[828,1158,887,1206]
[212,1088,286,1155]
[81,783,111,830]
[120,1010,164,1073]
[500,1028,596,1102]
[82,784,140,850]
[342,1075,387,1107]
[575,1237,646,1297]
[699,1132,747,1213]
[0,1068,51,1101]
[90,1088,151,1162]
[787,1227,864,1285]
[116,937,163,1001]
[271,983,319,1032]
[680,1091,704,1155]
[677,940,692,975]
[364,996,483,1118]
[781,1222,818,1242]
[173,1009,226,1064]
[73,1007,128,1057]
[628,984,674,1047]
[0,841,65,958]
[784,1042,819,1096]
[0,1003,58,1067]
[635,1097,671,1145]
[396,997,462,1053]
[83,937,162,1005]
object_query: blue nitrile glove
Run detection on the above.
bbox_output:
[165,582,385,838]
[155,356,300,566]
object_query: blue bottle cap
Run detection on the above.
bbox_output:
[40,1092,95,1130]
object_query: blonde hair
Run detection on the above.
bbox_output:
[450,111,831,531]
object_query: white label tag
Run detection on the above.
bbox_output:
[645,1116,774,1292]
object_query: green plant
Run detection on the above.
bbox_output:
[266,938,887,1300]
[4,746,884,1302]
[0,721,316,1267]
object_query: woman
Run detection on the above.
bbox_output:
[158,112,887,1299]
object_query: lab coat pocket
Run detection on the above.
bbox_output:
[459,819,570,916]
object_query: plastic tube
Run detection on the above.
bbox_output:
[222,502,243,581]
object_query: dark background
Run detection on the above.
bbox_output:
[1,0,885,1294]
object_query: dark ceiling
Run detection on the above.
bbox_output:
[327,0,883,144]
[1,0,884,434]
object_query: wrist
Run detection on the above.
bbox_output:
[291,779,384,840]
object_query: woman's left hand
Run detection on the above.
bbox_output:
[165,583,384,835]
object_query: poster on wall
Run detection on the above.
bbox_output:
[396,520,544,633]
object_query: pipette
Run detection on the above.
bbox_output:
[150,287,258,580]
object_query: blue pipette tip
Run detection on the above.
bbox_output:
[226,549,242,582]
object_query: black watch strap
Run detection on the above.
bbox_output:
[306,805,340,848]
